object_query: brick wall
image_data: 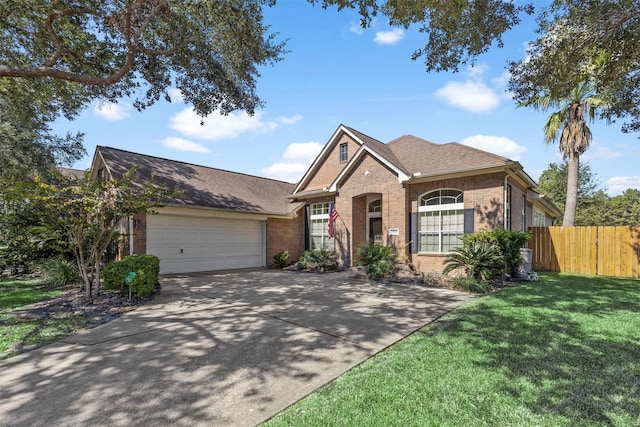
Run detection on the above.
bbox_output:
[407,172,506,231]
[117,213,147,258]
[304,134,360,191]
[266,211,305,267]
[407,172,513,274]
[508,179,529,232]
[133,213,147,254]
[336,154,408,265]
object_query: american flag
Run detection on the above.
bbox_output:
[328,203,338,238]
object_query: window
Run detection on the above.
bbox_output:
[368,199,381,213]
[310,202,335,250]
[505,184,512,230]
[418,190,464,253]
[368,198,382,243]
[339,143,348,162]
[533,209,546,227]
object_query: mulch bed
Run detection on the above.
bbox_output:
[11,284,160,328]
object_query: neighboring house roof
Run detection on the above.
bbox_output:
[93,146,302,216]
[57,167,86,181]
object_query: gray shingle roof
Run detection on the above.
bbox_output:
[385,134,515,176]
[97,146,301,215]
[344,126,410,175]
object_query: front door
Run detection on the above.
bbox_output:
[369,217,382,243]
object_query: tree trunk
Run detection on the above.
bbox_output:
[563,150,580,226]
[94,261,101,296]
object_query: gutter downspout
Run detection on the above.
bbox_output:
[504,174,509,229]
[129,216,134,255]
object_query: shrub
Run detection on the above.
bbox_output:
[296,249,339,272]
[42,258,79,286]
[102,254,160,298]
[273,250,289,269]
[463,229,530,276]
[420,272,442,286]
[443,240,503,282]
[449,276,488,293]
[355,241,396,281]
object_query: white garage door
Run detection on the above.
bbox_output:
[146,214,266,274]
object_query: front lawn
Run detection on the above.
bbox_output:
[264,273,640,426]
[0,277,83,360]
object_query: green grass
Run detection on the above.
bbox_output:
[0,276,84,360]
[264,273,640,427]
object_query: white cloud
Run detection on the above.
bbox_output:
[582,146,624,161]
[261,162,311,183]
[349,23,363,35]
[460,135,527,160]
[282,141,323,161]
[277,114,303,125]
[465,64,488,78]
[261,141,323,182]
[167,88,185,103]
[93,101,131,121]
[491,70,513,99]
[161,137,210,154]
[374,28,404,45]
[435,81,500,113]
[169,109,301,140]
[605,176,640,196]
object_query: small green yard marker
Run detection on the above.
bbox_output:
[124,271,137,300]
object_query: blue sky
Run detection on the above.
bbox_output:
[56,1,639,195]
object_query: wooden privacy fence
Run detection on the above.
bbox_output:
[528,226,640,278]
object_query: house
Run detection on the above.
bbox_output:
[90,124,561,274]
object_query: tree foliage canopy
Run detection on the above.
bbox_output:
[0,0,285,118]
[0,77,85,184]
[1,169,172,297]
[1,0,285,182]
[537,161,600,217]
[509,0,640,133]
[316,0,534,72]
[536,161,640,226]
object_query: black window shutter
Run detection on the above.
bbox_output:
[304,205,311,251]
[409,212,418,254]
[464,208,474,234]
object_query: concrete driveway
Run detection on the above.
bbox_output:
[0,270,473,427]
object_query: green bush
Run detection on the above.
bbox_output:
[443,240,504,282]
[449,276,489,293]
[462,229,531,276]
[273,250,289,269]
[102,254,160,298]
[296,249,339,272]
[41,258,79,286]
[355,241,396,281]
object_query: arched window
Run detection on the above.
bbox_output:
[418,189,464,253]
[368,199,381,213]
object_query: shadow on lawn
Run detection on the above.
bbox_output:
[431,274,640,424]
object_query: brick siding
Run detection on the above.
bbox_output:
[266,211,305,267]
[303,134,360,191]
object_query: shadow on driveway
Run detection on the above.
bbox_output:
[0,270,473,427]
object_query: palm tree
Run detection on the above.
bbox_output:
[521,81,609,226]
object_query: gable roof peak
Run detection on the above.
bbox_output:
[387,134,439,146]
